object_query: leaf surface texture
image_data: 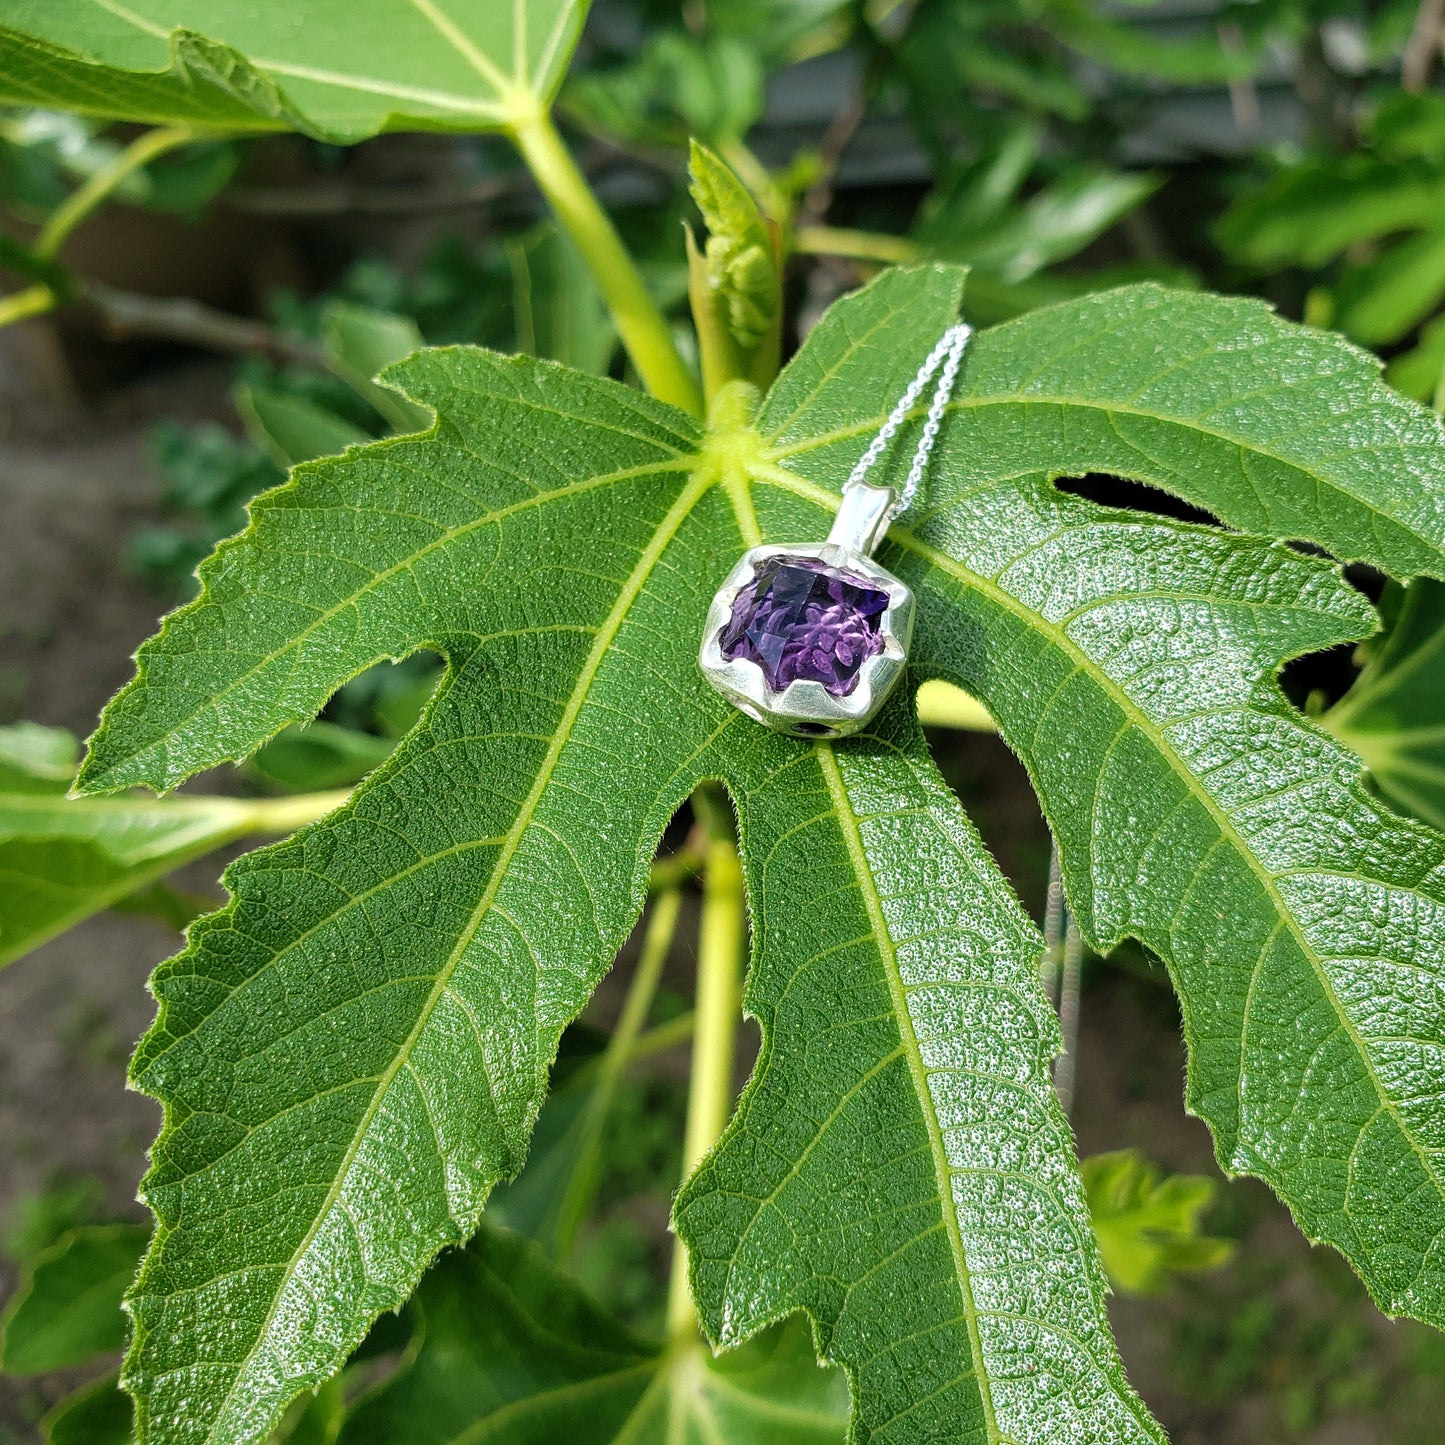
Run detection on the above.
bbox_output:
[77,264,1445,1442]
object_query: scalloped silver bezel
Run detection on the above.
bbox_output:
[698,543,914,740]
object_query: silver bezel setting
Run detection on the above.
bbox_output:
[698,543,914,739]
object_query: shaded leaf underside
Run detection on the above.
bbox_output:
[74,265,1445,1442]
[0,0,587,141]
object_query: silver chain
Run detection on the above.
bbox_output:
[844,321,972,520]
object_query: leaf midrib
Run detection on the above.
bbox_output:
[183,468,712,1443]
[759,466,1445,1234]
[814,745,1003,1445]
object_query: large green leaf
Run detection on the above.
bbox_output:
[338,1222,847,1442]
[0,0,588,143]
[0,1223,149,1375]
[0,723,344,968]
[77,284,1154,1443]
[759,268,1445,1327]
[75,266,1445,1442]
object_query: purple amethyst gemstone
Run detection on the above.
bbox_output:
[719,555,890,697]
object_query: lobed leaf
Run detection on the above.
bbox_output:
[76,263,1445,1443]
[767,267,1445,1331]
[0,0,589,143]
[79,296,1155,1441]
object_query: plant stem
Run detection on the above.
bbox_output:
[1056,914,1084,1117]
[36,126,195,261]
[0,283,57,328]
[915,679,995,732]
[84,281,327,366]
[793,225,920,266]
[553,886,685,1261]
[0,126,197,333]
[1042,844,1065,1011]
[509,107,702,416]
[666,791,744,1346]
[239,789,354,834]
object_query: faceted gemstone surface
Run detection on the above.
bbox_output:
[719,555,889,697]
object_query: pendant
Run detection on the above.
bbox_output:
[699,481,913,739]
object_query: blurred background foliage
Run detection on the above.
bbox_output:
[5,1,1445,1441]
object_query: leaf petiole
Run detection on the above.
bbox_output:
[552,884,685,1261]
[0,125,199,332]
[666,788,744,1349]
[36,125,197,262]
[508,107,702,415]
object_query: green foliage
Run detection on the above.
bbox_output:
[0,723,334,967]
[1,1173,105,1268]
[1083,1150,1234,1295]
[1219,93,1445,350]
[130,421,283,597]
[73,267,1165,1444]
[7,2,1445,1439]
[566,31,764,148]
[0,1,589,141]
[320,301,431,434]
[67,251,1445,1441]
[0,1224,148,1375]
[236,384,370,472]
[42,1371,133,1445]
[0,109,235,217]
[338,1223,848,1443]
[915,147,1161,286]
[1326,579,1445,834]
[506,223,614,376]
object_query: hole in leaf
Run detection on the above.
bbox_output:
[1279,642,1364,716]
[926,725,1053,920]
[245,651,444,792]
[1055,473,1224,530]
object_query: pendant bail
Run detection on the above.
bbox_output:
[826,482,894,556]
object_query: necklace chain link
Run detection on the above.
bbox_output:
[843,321,972,520]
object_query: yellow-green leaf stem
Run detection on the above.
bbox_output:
[666,795,744,1349]
[510,108,701,415]
[553,885,685,1261]
[793,225,920,266]
[0,282,57,329]
[35,124,195,260]
[0,124,196,332]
